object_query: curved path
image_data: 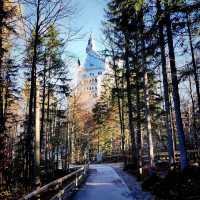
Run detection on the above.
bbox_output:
[72,164,133,200]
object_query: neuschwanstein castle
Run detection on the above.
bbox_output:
[74,36,105,110]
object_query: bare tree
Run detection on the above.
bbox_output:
[22,0,75,188]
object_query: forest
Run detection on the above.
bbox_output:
[0,0,200,199]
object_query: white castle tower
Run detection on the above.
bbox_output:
[75,36,105,110]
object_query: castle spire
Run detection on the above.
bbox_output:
[77,58,81,66]
[86,34,93,53]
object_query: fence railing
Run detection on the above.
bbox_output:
[19,164,89,200]
[99,149,200,164]
[156,149,200,163]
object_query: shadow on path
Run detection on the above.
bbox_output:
[72,163,154,200]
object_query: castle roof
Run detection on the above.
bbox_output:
[84,36,105,71]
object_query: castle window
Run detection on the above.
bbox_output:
[98,71,102,75]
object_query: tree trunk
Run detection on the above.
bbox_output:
[45,58,52,178]
[113,60,126,166]
[143,71,154,167]
[0,0,4,135]
[124,39,137,166]
[140,14,154,167]
[40,53,47,158]
[35,81,40,188]
[186,12,200,113]
[165,10,188,169]
[136,67,143,178]
[188,75,198,148]
[26,0,41,185]
[157,0,175,165]
[65,120,69,170]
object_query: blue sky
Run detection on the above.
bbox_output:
[68,0,107,64]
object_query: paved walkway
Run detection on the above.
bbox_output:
[72,164,133,200]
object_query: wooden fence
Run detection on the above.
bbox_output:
[156,149,200,163]
[101,149,200,164]
[19,164,89,200]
